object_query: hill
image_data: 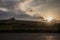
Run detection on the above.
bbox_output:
[0,18,60,33]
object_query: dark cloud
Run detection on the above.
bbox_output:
[0,0,14,8]
[0,10,34,20]
[15,14,34,20]
[0,10,15,20]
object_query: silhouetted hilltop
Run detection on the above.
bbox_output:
[0,17,44,23]
[0,18,60,32]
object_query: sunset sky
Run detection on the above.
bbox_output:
[0,0,60,20]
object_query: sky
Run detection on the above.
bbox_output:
[0,0,60,20]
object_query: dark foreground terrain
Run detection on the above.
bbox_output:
[0,33,60,40]
[0,18,60,32]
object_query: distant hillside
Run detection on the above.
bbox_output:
[0,18,60,32]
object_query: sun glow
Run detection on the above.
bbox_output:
[47,16,53,22]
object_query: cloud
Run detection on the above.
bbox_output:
[0,0,60,20]
[0,10,15,20]
[17,0,47,17]
[18,0,34,11]
[18,0,60,19]
[0,7,9,12]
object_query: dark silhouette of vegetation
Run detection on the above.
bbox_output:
[0,18,60,32]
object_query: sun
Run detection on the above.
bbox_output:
[46,16,53,22]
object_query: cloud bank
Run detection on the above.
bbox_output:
[0,0,60,20]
